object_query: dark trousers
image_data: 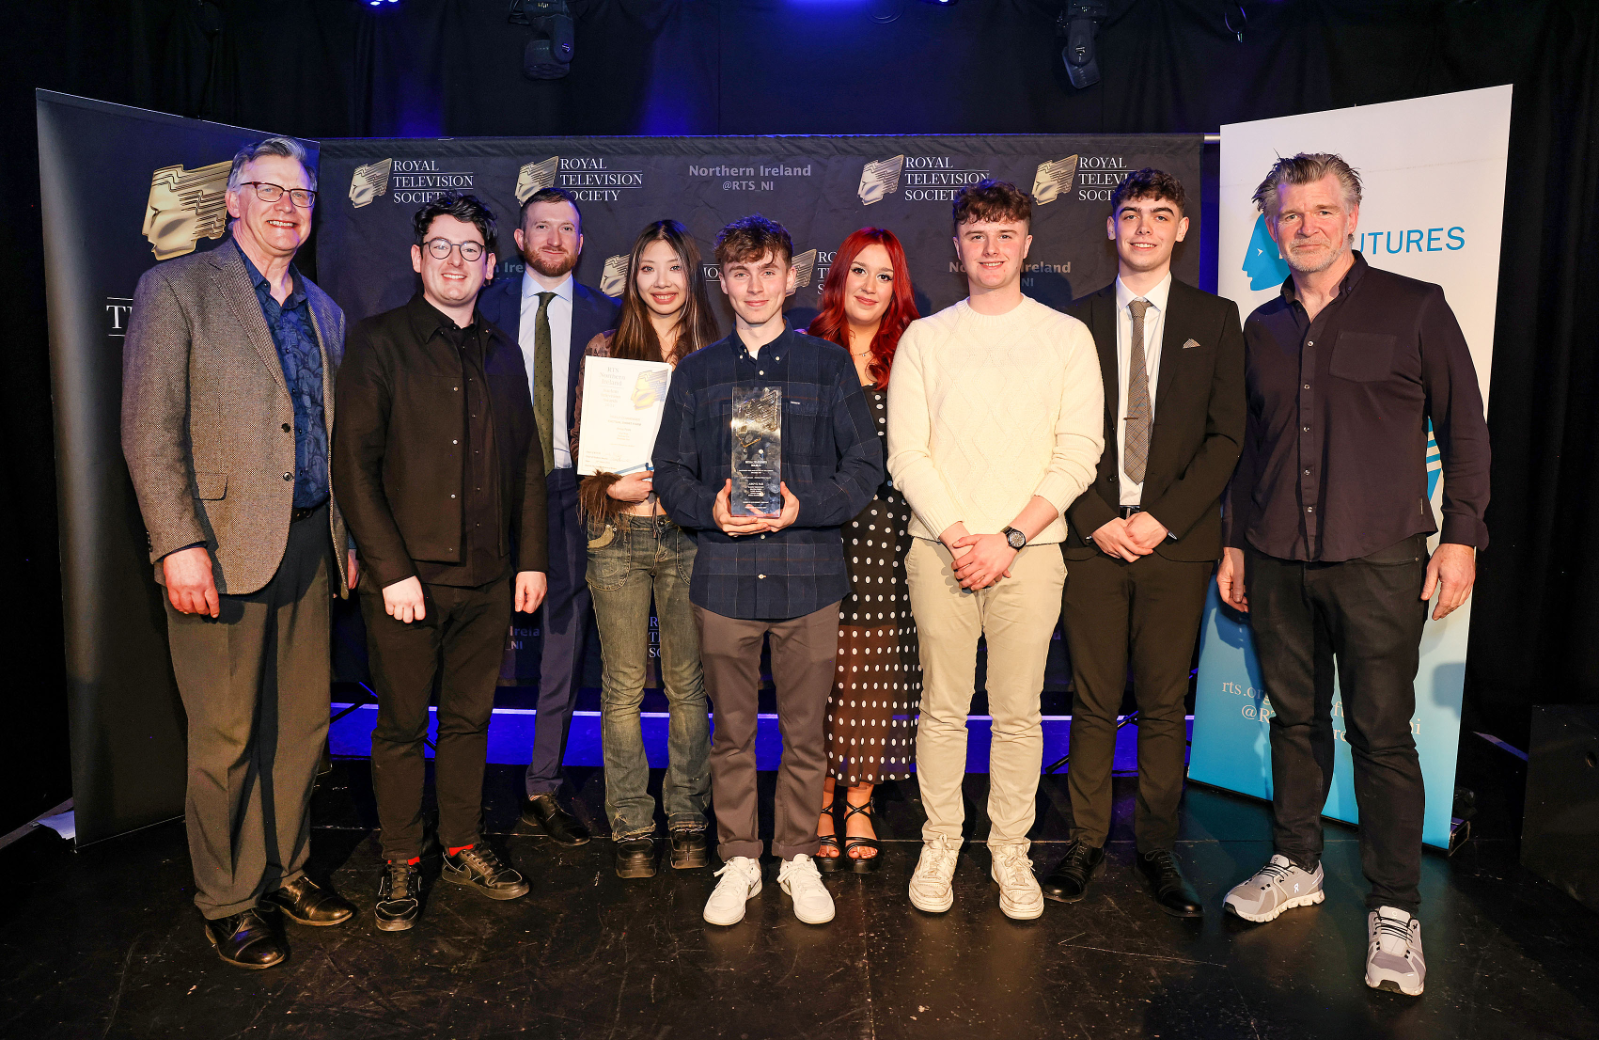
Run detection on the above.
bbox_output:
[1060,549,1214,852]
[694,602,840,862]
[165,503,331,920]
[362,573,512,861]
[525,468,592,797]
[1246,534,1430,914]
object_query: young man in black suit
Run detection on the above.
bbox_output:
[478,186,620,844]
[1042,169,1246,916]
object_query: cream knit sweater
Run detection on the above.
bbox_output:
[886,296,1105,544]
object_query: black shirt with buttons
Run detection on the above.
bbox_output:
[1223,252,1491,563]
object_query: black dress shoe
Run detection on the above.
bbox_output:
[262,876,356,926]
[615,837,658,879]
[1040,840,1106,903]
[522,793,591,846]
[443,844,530,900]
[1136,849,1204,918]
[375,860,422,932]
[670,829,709,870]
[204,908,287,969]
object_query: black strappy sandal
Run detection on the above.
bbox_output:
[816,797,844,874]
[843,799,882,874]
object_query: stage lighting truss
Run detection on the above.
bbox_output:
[509,0,575,80]
[1057,0,1108,89]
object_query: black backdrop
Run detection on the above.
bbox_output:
[2,0,1595,835]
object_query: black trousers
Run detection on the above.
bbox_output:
[165,503,331,919]
[1246,535,1430,914]
[1060,549,1213,852]
[362,573,512,861]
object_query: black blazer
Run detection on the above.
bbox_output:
[333,294,549,590]
[1062,278,1246,562]
[477,272,620,471]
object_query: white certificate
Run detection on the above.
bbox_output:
[575,356,673,476]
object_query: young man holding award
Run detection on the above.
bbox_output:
[652,215,883,927]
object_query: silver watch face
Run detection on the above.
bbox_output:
[1007,529,1026,549]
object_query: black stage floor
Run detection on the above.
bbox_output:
[2,733,1595,1039]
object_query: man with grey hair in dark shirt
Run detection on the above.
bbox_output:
[1217,153,1490,997]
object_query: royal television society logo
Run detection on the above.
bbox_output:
[348,158,393,209]
[142,160,231,260]
[546,156,646,202]
[1031,155,1080,205]
[858,155,904,205]
[599,254,629,298]
[516,157,559,204]
[788,249,819,296]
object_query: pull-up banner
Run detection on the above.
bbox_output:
[315,134,1203,680]
[1190,87,1511,849]
[36,90,317,844]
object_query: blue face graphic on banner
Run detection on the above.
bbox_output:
[1242,213,1290,291]
[1426,421,1442,501]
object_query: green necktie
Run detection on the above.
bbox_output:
[533,291,556,474]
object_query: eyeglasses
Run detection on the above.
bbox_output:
[238,181,318,208]
[425,238,486,262]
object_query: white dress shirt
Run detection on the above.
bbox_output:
[519,270,575,469]
[1114,272,1172,506]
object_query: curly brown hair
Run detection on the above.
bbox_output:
[951,178,1032,232]
[714,213,793,268]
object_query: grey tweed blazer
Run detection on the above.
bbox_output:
[121,236,350,597]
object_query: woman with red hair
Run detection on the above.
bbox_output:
[804,228,922,873]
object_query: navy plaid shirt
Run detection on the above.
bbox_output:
[239,248,328,508]
[653,325,883,620]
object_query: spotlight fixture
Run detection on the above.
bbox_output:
[1057,0,1108,89]
[364,0,400,7]
[916,0,957,5]
[508,0,574,80]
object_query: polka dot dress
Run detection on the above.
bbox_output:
[826,388,921,784]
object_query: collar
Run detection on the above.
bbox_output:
[236,239,305,307]
[521,268,574,305]
[727,322,793,363]
[406,292,481,344]
[1279,250,1369,306]
[1114,271,1172,315]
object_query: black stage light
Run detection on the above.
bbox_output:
[1057,0,1108,89]
[509,0,575,80]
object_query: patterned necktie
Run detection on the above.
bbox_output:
[1123,298,1152,485]
[533,291,556,474]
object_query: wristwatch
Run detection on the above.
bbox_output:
[1001,526,1027,551]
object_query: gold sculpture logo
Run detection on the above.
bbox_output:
[858,155,905,206]
[599,254,629,298]
[631,369,669,410]
[789,249,818,295]
[349,158,394,209]
[516,157,560,205]
[1032,155,1080,205]
[142,161,231,261]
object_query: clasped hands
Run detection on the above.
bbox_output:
[939,522,1017,591]
[712,478,800,536]
[1091,511,1169,562]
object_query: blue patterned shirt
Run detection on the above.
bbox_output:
[239,247,328,508]
[652,325,883,620]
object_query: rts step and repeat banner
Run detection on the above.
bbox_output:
[36,90,321,843]
[1190,87,1512,848]
[315,134,1203,681]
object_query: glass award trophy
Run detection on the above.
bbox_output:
[730,384,782,515]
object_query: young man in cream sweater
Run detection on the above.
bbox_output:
[886,179,1104,920]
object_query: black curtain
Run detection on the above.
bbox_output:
[3,0,1594,832]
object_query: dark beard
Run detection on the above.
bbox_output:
[528,249,578,279]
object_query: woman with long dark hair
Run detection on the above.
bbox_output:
[804,227,922,873]
[571,220,721,879]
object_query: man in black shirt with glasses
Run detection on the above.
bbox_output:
[335,193,549,932]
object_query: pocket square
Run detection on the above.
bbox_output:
[1182,338,1202,349]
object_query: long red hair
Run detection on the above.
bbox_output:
[805,227,919,390]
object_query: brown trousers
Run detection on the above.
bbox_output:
[694,602,840,862]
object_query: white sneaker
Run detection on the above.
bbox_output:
[908,837,960,913]
[990,844,1044,920]
[777,855,835,924]
[1366,907,1426,996]
[702,856,762,926]
[1223,854,1326,923]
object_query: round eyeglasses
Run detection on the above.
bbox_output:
[425,238,486,262]
[238,181,318,208]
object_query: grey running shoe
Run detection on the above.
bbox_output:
[1365,907,1426,996]
[1223,853,1325,922]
